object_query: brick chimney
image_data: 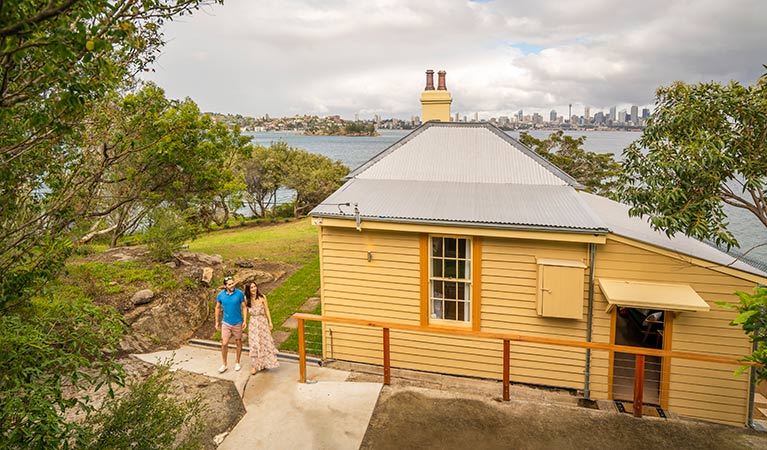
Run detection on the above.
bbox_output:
[437,70,447,90]
[420,69,452,122]
[425,70,435,90]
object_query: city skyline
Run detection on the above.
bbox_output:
[145,0,766,120]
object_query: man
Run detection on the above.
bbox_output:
[215,276,248,373]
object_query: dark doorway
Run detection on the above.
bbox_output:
[612,307,664,405]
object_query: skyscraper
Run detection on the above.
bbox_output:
[630,105,639,125]
[584,106,590,120]
[609,106,617,122]
[517,109,523,122]
[549,109,557,122]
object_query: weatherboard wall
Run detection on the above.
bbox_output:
[318,225,592,390]
[590,237,757,427]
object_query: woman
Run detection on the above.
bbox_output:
[244,282,279,375]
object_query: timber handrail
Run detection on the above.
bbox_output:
[293,313,746,365]
[293,312,753,419]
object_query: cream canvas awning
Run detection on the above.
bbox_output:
[598,278,711,313]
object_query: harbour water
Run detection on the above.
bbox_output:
[244,129,765,266]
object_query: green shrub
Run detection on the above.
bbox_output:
[273,201,295,218]
[144,209,196,261]
[62,261,181,296]
[0,296,126,448]
[81,363,205,450]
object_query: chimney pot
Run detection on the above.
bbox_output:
[425,70,435,91]
[437,70,447,90]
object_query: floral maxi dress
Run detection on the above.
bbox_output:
[248,300,279,371]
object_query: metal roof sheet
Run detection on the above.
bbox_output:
[580,191,767,278]
[312,122,764,279]
[350,122,582,187]
[311,179,608,232]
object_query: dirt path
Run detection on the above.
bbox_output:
[360,386,767,450]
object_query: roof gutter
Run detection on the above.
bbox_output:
[310,213,609,236]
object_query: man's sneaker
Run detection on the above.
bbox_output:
[218,365,227,373]
[235,363,241,371]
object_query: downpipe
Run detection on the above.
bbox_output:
[748,339,757,429]
[584,243,596,399]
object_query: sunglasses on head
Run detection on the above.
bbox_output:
[223,276,233,282]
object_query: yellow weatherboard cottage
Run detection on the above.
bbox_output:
[309,72,767,427]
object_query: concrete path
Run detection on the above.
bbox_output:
[134,345,382,450]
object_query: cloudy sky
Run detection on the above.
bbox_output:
[145,0,767,120]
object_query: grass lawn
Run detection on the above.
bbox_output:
[269,255,320,329]
[190,219,324,354]
[270,255,323,355]
[280,302,322,356]
[187,218,318,265]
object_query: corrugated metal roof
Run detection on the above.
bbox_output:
[311,121,764,278]
[580,192,767,277]
[349,122,582,187]
[312,179,608,232]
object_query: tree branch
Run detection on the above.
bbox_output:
[0,0,79,38]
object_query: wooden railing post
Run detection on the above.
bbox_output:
[633,354,645,418]
[298,318,306,383]
[383,328,391,385]
[503,339,510,401]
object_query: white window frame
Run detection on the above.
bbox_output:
[429,235,472,325]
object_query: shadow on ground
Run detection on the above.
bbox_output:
[359,386,767,450]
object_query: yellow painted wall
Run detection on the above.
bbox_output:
[591,237,757,426]
[318,224,760,426]
[319,226,591,388]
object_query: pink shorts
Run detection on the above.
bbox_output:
[221,322,243,341]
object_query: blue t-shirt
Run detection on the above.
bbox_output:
[217,288,245,325]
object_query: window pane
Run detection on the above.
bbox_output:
[458,239,467,258]
[445,282,456,300]
[445,301,457,320]
[444,260,456,278]
[432,281,443,298]
[432,258,443,277]
[445,238,456,258]
[458,260,466,278]
[431,237,443,257]
[458,301,467,321]
[431,299,443,319]
[457,282,466,300]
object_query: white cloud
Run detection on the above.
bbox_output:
[145,0,767,119]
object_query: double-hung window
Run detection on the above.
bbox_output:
[430,236,471,323]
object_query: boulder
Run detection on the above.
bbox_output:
[181,265,203,285]
[234,258,254,268]
[234,269,274,288]
[121,291,209,353]
[201,267,214,286]
[131,289,154,306]
[177,251,223,267]
[64,357,245,450]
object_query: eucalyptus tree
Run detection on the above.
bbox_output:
[519,130,622,198]
[78,83,252,245]
[0,0,221,307]
[242,142,291,217]
[619,70,767,249]
[1,2,223,447]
